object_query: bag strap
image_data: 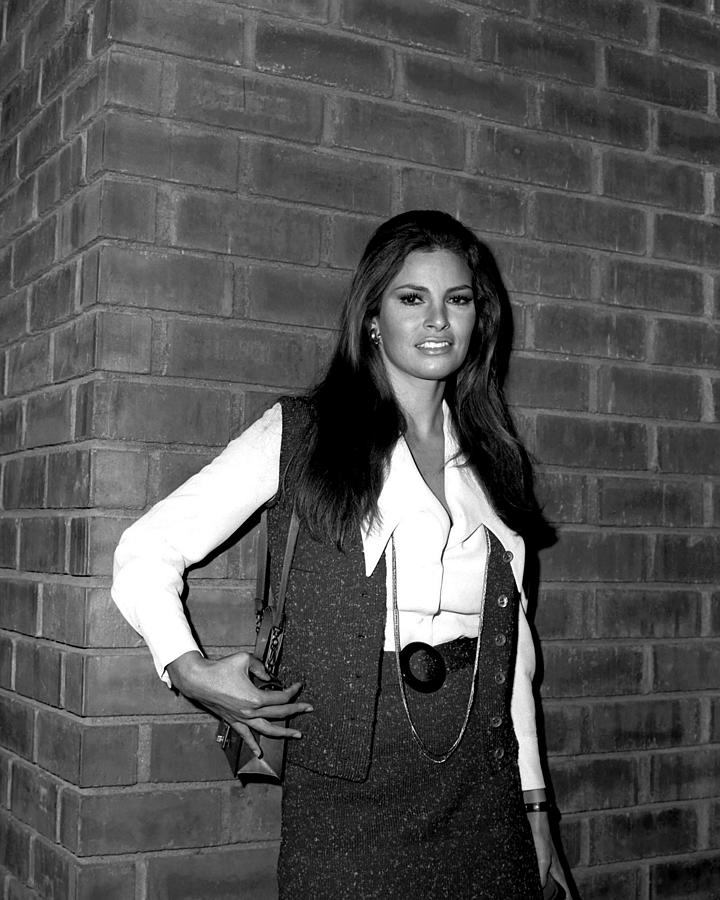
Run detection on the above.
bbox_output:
[256,508,300,628]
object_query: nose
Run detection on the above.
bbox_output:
[424,298,449,330]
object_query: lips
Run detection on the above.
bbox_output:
[416,339,452,351]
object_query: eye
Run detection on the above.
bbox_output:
[398,292,423,305]
[447,294,474,305]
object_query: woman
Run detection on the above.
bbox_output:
[112,210,569,898]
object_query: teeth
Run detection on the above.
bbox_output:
[418,340,451,348]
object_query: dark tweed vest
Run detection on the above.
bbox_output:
[268,397,522,782]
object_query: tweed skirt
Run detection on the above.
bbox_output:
[278,638,543,900]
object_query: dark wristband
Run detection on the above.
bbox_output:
[524,800,553,813]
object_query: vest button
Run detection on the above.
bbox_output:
[495,633,507,647]
[497,594,508,608]
[503,550,514,562]
[494,671,506,685]
[494,746,505,760]
[490,715,502,728]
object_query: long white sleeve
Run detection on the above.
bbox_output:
[111,403,282,683]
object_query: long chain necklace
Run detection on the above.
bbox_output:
[391,533,486,764]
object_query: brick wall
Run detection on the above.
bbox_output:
[0,0,718,898]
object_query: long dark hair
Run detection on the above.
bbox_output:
[290,210,543,548]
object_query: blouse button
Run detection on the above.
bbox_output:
[490,715,502,728]
[497,594,508,608]
[494,746,505,760]
[503,550,514,563]
[495,634,507,647]
[494,671,506,685]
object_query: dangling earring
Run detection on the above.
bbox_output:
[370,327,381,347]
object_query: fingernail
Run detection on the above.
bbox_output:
[292,732,302,739]
[304,705,314,712]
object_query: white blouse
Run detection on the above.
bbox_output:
[111,402,544,790]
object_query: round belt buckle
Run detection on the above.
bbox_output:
[399,641,446,693]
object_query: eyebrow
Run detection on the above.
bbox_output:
[393,283,473,292]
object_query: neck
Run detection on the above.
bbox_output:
[393,380,446,441]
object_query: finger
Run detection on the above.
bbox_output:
[253,682,304,705]
[251,700,313,719]
[229,722,262,757]
[248,717,303,739]
[247,655,270,680]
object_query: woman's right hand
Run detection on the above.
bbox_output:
[166,650,312,757]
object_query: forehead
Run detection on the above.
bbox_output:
[388,249,471,287]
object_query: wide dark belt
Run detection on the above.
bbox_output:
[399,637,476,693]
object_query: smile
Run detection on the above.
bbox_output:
[416,339,453,352]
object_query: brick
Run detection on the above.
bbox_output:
[0,634,13,687]
[14,217,56,285]
[145,847,279,900]
[256,20,392,94]
[76,379,231,445]
[89,112,238,191]
[93,448,149,509]
[505,356,589,410]
[76,861,137,900]
[542,701,583,754]
[15,641,62,705]
[0,580,39,634]
[596,590,698,639]
[0,518,19,567]
[597,477,703,528]
[658,426,719,475]
[533,193,645,254]
[19,516,65,573]
[18,98,62,177]
[147,448,215,502]
[47,448,90,507]
[69,515,131,576]
[164,319,322,388]
[606,47,707,111]
[535,587,593,640]
[52,315,95,383]
[63,60,105,134]
[186,584,255,648]
[0,67,41,139]
[534,304,645,360]
[402,55,529,124]
[25,0,65,61]
[655,318,719,369]
[149,721,233,782]
[651,857,720,900]
[0,811,31,882]
[585,698,700,752]
[25,386,73,448]
[3,455,46,508]
[40,13,90,102]
[651,533,720,582]
[330,97,464,170]
[478,19,595,84]
[655,642,720,692]
[37,711,138,786]
[597,366,701,419]
[326,214,381,270]
[31,839,73,900]
[601,259,703,316]
[534,472,587,524]
[248,142,391,216]
[473,125,591,191]
[97,310,152,373]
[543,645,644,698]
[7,334,51,395]
[169,190,321,264]
[602,151,703,212]
[539,0,648,44]
[59,179,156,258]
[494,241,592,300]
[0,245,12,297]
[656,214,720,267]
[0,140,18,195]
[0,177,35,242]
[573,868,640,900]
[247,265,349,329]
[97,0,244,65]
[104,50,162,113]
[63,785,224,855]
[0,399,23,453]
[401,169,524,235]
[652,748,720,802]
[173,61,323,142]
[0,38,23,94]
[658,109,720,166]
[659,7,720,66]
[0,290,28,346]
[657,0,707,10]
[226,781,282,842]
[541,529,647,581]
[342,0,471,54]
[0,696,34,758]
[590,807,697,863]
[40,583,140,648]
[552,756,639,812]
[538,84,648,149]
[29,262,77,331]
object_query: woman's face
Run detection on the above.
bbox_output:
[369,249,476,395]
